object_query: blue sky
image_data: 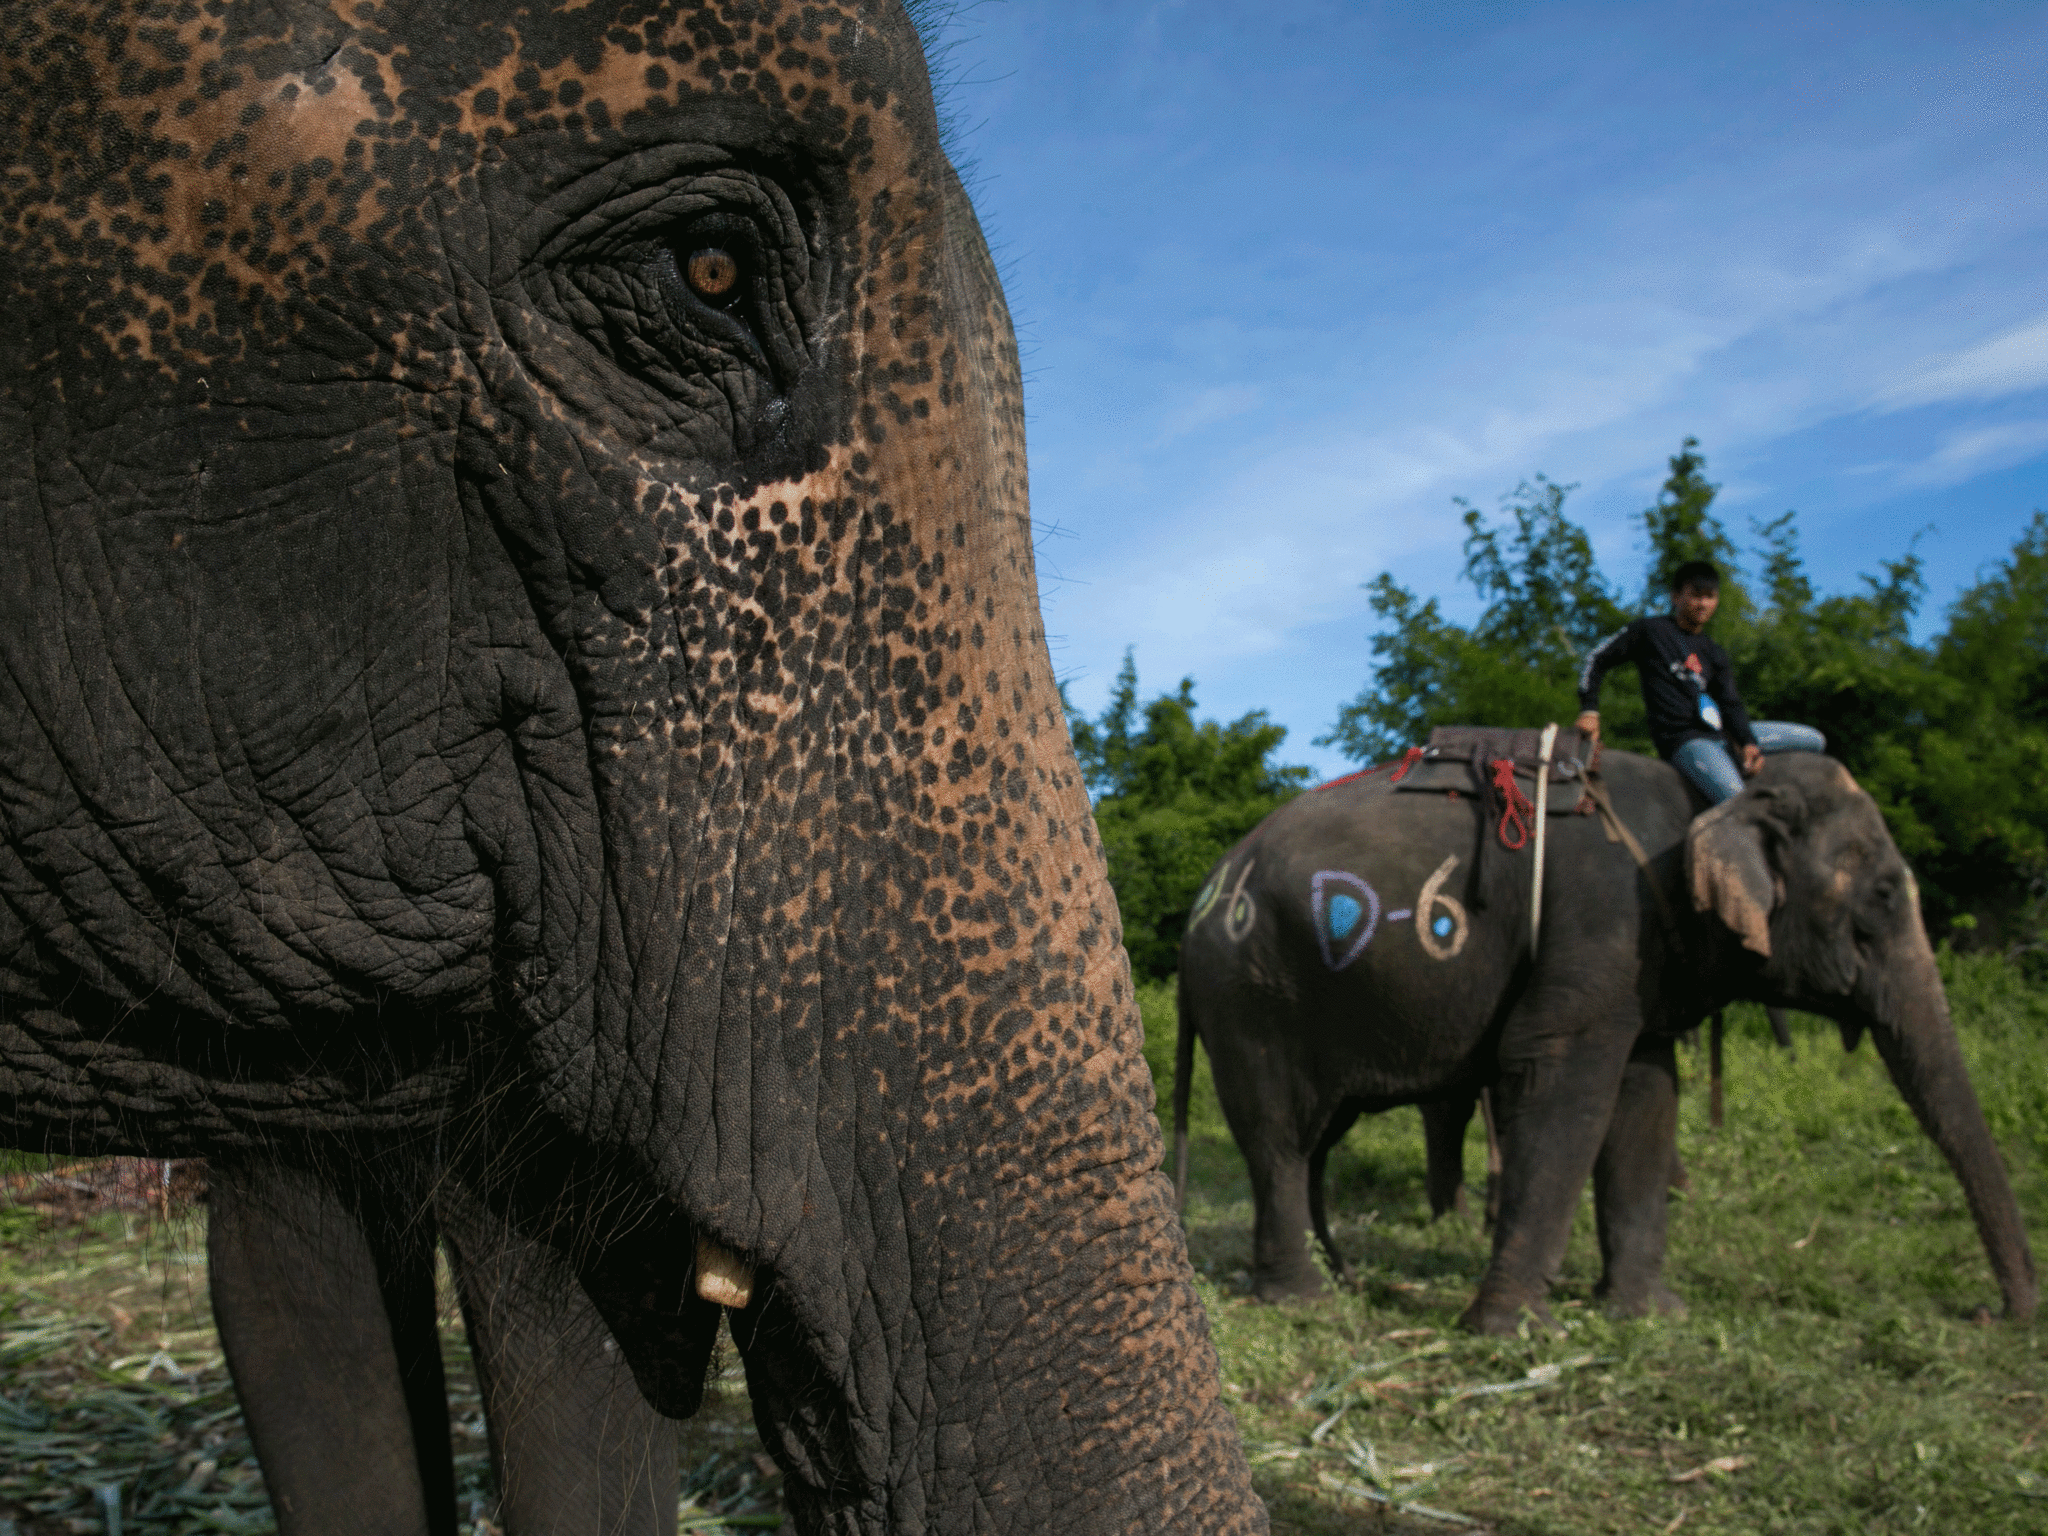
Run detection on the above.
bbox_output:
[931,1,2048,780]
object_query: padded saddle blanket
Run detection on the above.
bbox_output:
[1390,724,1596,816]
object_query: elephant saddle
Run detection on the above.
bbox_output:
[1388,725,1596,852]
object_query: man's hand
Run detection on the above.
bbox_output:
[1573,710,1601,740]
[1741,743,1765,777]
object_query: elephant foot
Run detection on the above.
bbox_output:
[1458,1287,1559,1336]
[1251,1267,1331,1304]
[1596,1279,1687,1321]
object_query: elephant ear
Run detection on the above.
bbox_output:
[1687,794,1779,957]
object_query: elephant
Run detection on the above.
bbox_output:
[1173,745,2036,1334]
[0,4,1266,1532]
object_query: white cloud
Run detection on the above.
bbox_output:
[1877,314,2048,411]
[1897,418,2048,489]
[1147,384,1262,445]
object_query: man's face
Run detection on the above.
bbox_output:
[1672,582,1720,633]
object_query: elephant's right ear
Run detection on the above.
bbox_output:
[1687,796,1777,957]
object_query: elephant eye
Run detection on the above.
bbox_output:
[656,219,773,374]
[685,246,743,306]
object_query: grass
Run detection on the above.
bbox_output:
[1145,948,2048,1533]
[4,951,2043,1534]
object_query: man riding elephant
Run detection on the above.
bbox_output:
[1576,560,1823,803]
[0,3,1267,1531]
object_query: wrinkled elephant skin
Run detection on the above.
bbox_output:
[0,4,1265,1530]
[1178,751,2036,1332]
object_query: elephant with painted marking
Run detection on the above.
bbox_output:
[1174,747,2035,1333]
[0,3,1266,1530]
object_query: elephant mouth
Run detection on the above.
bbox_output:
[574,1236,728,1418]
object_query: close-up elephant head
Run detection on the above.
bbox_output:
[0,3,1265,1530]
[1689,754,2037,1321]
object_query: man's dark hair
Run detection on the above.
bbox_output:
[1669,559,1720,595]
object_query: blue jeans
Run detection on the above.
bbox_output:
[1671,722,1827,805]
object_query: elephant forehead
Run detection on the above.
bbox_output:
[0,0,927,367]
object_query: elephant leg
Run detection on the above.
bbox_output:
[207,1160,454,1536]
[1592,1036,1687,1320]
[1306,1104,1362,1285]
[1207,1031,1334,1300]
[1247,1144,1324,1300]
[1460,1008,1636,1335]
[1304,1145,1352,1286]
[1479,1087,1503,1230]
[438,1183,680,1536]
[1420,1096,1474,1221]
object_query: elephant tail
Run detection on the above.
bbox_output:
[1172,969,1195,1214]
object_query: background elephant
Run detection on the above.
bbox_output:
[0,3,1264,1531]
[1175,746,2035,1333]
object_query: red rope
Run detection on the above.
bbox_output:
[1490,757,1535,850]
[1318,744,1432,793]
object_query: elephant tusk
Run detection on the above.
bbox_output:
[695,1234,755,1308]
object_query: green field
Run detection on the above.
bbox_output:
[4,949,2046,1534]
[1153,948,2048,1533]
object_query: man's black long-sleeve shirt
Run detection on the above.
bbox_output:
[1577,614,1756,760]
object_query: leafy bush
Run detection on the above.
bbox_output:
[1066,654,1308,979]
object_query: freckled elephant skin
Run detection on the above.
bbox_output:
[0,4,1266,1531]
[1179,751,2035,1330]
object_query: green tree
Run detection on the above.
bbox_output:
[1319,476,1632,761]
[1639,435,1753,628]
[1730,528,1937,786]
[1066,653,1308,979]
[1753,509,1813,613]
[1068,649,1141,798]
[1906,514,2048,954]
[1728,514,2048,955]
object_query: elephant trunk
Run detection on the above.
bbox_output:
[539,618,1265,1532]
[524,819,1265,1532]
[736,1134,1260,1534]
[1862,935,2037,1322]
